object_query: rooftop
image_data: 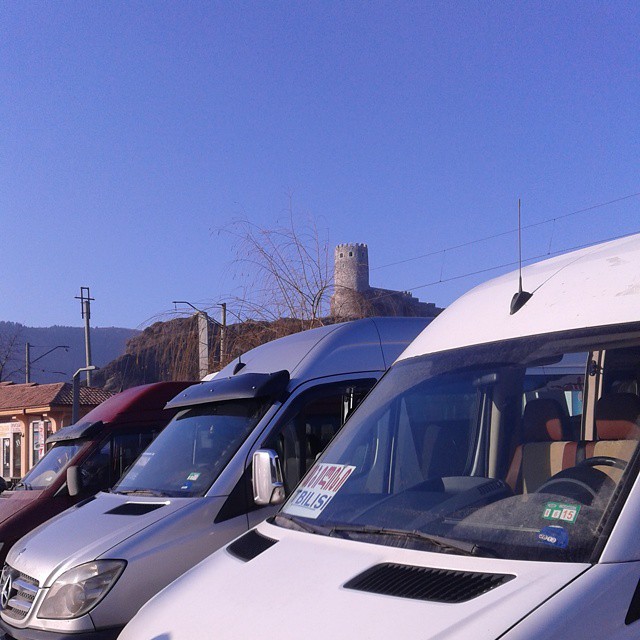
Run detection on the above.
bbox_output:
[0,382,112,413]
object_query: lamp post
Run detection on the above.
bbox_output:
[25,344,70,383]
[72,366,97,424]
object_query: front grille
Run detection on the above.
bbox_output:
[1,565,39,620]
[344,563,514,603]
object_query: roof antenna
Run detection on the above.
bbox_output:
[232,355,246,375]
[510,198,533,315]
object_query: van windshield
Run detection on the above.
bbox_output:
[280,328,640,563]
[114,399,268,498]
[18,442,87,490]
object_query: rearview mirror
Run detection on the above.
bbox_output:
[252,450,285,506]
[66,465,82,497]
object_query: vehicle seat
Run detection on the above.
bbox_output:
[586,393,640,480]
[506,398,576,494]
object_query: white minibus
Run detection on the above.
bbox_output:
[121,233,640,639]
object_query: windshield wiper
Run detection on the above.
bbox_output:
[273,513,331,535]
[14,482,32,490]
[328,524,500,558]
[113,489,170,497]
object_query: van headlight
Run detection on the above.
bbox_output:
[38,561,126,619]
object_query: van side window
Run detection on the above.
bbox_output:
[215,380,376,524]
[266,380,375,493]
[79,440,110,493]
[77,428,160,494]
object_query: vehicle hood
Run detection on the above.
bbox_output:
[0,490,43,526]
[121,520,590,640]
[6,492,193,586]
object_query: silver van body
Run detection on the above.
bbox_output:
[0,317,429,640]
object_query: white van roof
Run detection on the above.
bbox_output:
[400,233,640,360]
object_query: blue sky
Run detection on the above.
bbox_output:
[2,1,638,329]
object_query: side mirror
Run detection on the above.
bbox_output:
[66,465,82,497]
[252,450,285,506]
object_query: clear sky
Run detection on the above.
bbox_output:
[2,1,638,329]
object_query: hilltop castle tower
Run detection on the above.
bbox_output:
[331,243,371,318]
[330,242,442,319]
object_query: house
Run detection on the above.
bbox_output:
[0,382,111,480]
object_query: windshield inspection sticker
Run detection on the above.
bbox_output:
[186,472,201,481]
[542,502,581,524]
[284,463,356,520]
[537,526,569,549]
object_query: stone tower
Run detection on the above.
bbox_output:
[331,243,370,318]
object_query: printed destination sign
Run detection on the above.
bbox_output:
[542,501,581,524]
[284,463,356,520]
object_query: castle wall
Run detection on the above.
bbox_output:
[331,243,442,320]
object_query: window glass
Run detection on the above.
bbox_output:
[79,440,110,493]
[110,431,157,482]
[264,381,375,493]
[19,441,86,489]
[114,399,268,497]
[279,328,640,564]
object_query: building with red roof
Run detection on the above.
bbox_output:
[0,382,112,480]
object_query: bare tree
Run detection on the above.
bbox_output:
[218,198,333,333]
[0,323,23,382]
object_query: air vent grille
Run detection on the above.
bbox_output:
[106,502,166,516]
[477,480,503,496]
[227,529,278,562]
[344,563,514,603]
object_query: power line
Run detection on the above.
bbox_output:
[404,230,638,295]
[371,191,640,272]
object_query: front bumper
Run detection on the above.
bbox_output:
[0,618,121,640]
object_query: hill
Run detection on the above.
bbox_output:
[91,316,327,392]
[0,321,138,384]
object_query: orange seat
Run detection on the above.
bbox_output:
[586,393,640,480]
[506,398,577,493]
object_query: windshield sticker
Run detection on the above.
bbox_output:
[542,502,581,524]
[138,452,153,467]
[537,525,569,549]
[284,463,356,520]
[186,472,201,481]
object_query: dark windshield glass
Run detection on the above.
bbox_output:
[281,328,640,563]
[114,399,269,497]
[19,441,86,489]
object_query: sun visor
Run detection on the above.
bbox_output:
[165,370,291,410]
[47,420,105,444]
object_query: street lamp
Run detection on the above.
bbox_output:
[72,366,97,424]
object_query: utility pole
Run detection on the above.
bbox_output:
[219,303,227,367]
[172,301,210,379]
[196,311,209,380]
[75,287,94,385]
[25,343,30,384]
[172,301,229,375]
